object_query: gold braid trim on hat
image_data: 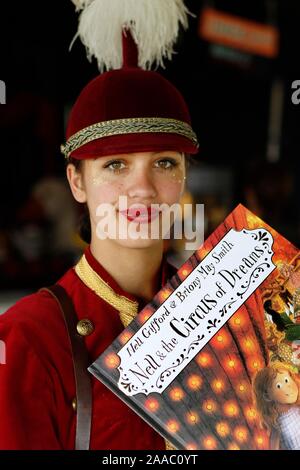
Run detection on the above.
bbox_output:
[75,254,138,326]
[61,117,199,158]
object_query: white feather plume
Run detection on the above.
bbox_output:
[71,0,190,71]
[71,0,93,11]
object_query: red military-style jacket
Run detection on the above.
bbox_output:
[0,247,175,450]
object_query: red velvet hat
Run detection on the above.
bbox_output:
[61,0,199,160]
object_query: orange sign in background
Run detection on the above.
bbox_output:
[199,7,279,58]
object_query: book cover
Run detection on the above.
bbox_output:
[89,204,300,450]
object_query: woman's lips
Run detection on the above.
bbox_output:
[119,207,160,223]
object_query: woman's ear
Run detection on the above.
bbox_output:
[66,163,87,203]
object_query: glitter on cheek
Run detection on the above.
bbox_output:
[92,174,111,186]
[167,162,186,184]
[170,173,186,184]
[91,169,122,186]
[89,175,126,206]
[167,169,186,189]
[91,165,128,187]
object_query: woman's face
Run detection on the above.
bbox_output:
[68,151,186,248]
[270,370,299,405]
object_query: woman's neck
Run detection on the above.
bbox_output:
[90,238,164,303]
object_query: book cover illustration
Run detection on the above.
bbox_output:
[89,204,300,450]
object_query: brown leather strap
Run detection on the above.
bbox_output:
[40,285,92,450]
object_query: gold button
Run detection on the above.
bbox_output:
[72,397,77,411]
[76,319,94,336]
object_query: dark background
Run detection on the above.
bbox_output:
[0,0,299,290]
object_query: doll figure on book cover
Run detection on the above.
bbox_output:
[253,364,300,450]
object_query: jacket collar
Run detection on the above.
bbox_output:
[74,246,176,327]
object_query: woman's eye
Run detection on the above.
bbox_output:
[285,378,289,383]
[104,161,126,171]
[276,383,282,389]
[155,158,177,169]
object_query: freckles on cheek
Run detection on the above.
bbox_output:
[88,181,125,207]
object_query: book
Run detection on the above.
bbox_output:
[89,204,300,450]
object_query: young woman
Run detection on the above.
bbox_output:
[0,0,199,449]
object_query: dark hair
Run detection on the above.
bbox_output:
[185,153,200,168]
[66,157,92,244]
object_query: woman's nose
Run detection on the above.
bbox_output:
[127,168,157,200]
